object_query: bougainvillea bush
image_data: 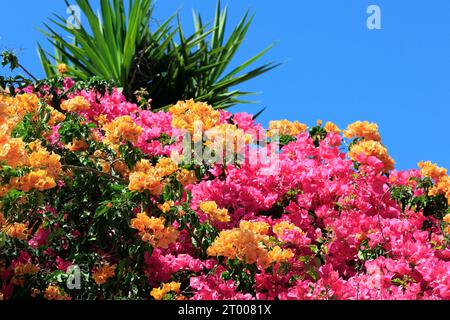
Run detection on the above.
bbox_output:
[0,77,449,300]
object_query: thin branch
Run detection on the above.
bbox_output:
[18,63,38,82]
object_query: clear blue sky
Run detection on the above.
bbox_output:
[1,0,450,170]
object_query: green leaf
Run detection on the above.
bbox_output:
[38,0,278,110]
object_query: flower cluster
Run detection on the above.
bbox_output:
[0,80,448,300]
[131,213,179,249]
[344,121,395,171]
[150,281,182,300]
[419,161,450,204]
[0,95,63,196]
[92,263,116,285]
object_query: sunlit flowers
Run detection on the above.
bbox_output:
[199,201,231,223]
[0,137,27,168]
[419,161,448,180]
[57,63,68,74]
[324,121,341,134]
[267,246,294,264]
[158,201,174,214]
[419,161,450,204]
[9,170,57,192]
[176,168,197,186]
[169,99,220,136]
[102,115,142,145]
[128,159,164,195]
[130,212,179,248]
[61,96,91,112]
[207,227,266,264]
[344,121,381,141]
[239,220,270,235]
[156,157,178,177]
[348,140,395,171]
[1,81,449,301]
[204,123,252,153]
[150,281,181,300]
[267,119,307,137]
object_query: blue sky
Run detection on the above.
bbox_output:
[1,0,450,170]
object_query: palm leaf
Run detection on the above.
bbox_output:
[38,0,279,110]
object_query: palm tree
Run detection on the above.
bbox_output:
[38,0,279,110]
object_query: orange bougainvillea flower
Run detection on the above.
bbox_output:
[169,99,220,136]
[344,121,381,142]
[418,161,448,182]
[66,139,89,152]
[27,145,62,179]
[44,285,71,300]
[443,214,450,224]
[158,201,174,214]
[0,212,6,228]
[13,263,39,286]
[102,115,142,145]
[0,137,28,168]
[130,213,179,249]
[150,282,181,300]
[57,63,68,74]
[267,119,307,137]
[61,96,91,113]
[128,160,164,195]
[239,220,270,235]
[176,169,197,186]
[92,263,116,285]
[199,201,230,223]
[324,121,341,134]
[267,246,294,264]
[47,108,66,126]
[348,140,395,171]
[9,170,57,192]
[155,157,178,177]
[207,227,269,265]
[3,222,28,240]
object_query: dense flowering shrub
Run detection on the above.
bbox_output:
[0,78,449,300]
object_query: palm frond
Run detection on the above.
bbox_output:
[38,0,279,110]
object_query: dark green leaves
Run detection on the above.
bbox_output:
[38,0,278,109]
[58,113,92,144]
[309,125,327,147]
[1,51,19,70]
[38,0,153,97]
[118,141,143,169]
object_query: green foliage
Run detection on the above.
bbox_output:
[118,142,144,169]
[39,0,152,92]
[58,113,94,144]
[0,97,227,299]
[38,0,278,109]
[221,258,257,293]
[0,51,34,92]
[1,51,20,70]
[12,106,51,142]
[390,177,449,220]
[309,125,327,147]
[355,240,388,271]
